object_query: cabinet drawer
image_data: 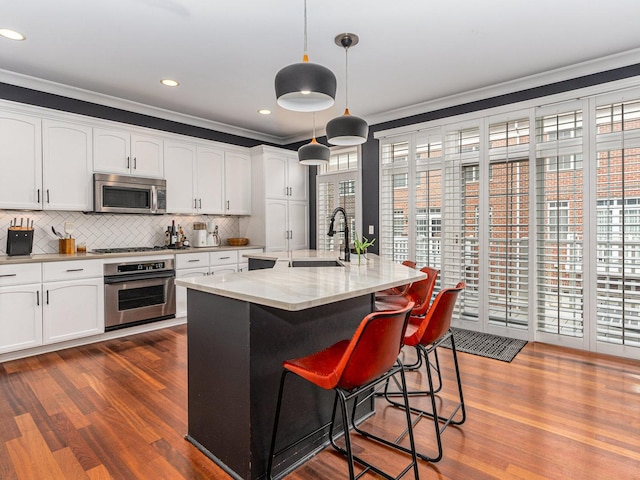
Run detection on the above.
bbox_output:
[0,263,42,286]
[175,252,209,269]
[210,250,238,266]
[43,260,103,282]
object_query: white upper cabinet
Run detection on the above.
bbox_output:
[246,146,309,251]
[197,145,225,214]
[42,119,93,211]
[164,140,249,215]
[224,150,251,215]
[94,128,163,178]
[164,140,197,214]
[0,111,42,210]
[264,151,308,201]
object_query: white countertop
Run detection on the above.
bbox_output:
[176,251,425,311]
[0,245,263,265]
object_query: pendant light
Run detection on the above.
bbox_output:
[275,0,336,112]
[298,113,330,165]
[326,33,369,145]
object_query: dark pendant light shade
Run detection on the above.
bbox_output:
[326,33,369,146]
[276,60,337,112]
[274,0,336,112]
[298,138,330,165]
[326,108,369,145]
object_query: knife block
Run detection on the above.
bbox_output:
[59,238,75,254]
[6,228,34,256]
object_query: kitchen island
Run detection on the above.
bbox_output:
[176,251,425,479]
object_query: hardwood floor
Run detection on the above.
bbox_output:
[0,325,638,479]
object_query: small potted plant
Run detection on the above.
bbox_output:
[353,232,376,266]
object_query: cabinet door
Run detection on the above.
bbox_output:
[196,146,225,214]
[263,153,288,199]
[0,112,42,210]
[43,278,104,344]
[131,134,164,178]
[0,284,42,354]
[175,267,209,318]
[288,200,309,251]
[164,141,197,213]
[265,199,288,251]
[287,156,308,201]
[93,128,131,175]
[42,119,93,211]
[224,151,251,214]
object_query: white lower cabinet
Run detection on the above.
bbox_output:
[42,278,104,344]
[0,264,43,354]
[0,283,43,354]
[42,260,104,345]
[0,260,104,354]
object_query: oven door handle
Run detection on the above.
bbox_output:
[104,270,175,284]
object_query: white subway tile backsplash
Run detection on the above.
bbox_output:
[0,211,240,254]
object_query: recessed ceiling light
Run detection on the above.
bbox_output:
[258,109,272,115]
[161,79,179,87]
[0,28,26,41]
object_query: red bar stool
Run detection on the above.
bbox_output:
[376,260,417,296]
[267,302,420,480]
[382,282,466,463]
[375,267,439,319]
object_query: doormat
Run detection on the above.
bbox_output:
[441,328,527,362]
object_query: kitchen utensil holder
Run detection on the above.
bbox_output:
[59,238,75,254]
[6,228,34,256]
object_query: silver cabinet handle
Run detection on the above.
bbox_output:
[220,256,231,260]
[194,198,198,208]
[134,157,137,169]
[46,290,49,305]
[199,198,202,209]
[37,189,40,203]
[36,290,40,306]
[47,189,50,204]
[227,200,230,210]
[66,268,84,272]
[0,273,17,278]
[188,259,201,263]
[127,156,130,169]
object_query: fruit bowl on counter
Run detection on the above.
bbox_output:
[227,237,249,246]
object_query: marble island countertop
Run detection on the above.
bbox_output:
[176,250,425,311]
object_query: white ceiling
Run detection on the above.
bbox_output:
[2,0,640,144]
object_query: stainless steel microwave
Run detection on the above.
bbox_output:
[93,173,167,214]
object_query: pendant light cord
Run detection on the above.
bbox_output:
[303,0,308,59]
[344,46,349,111]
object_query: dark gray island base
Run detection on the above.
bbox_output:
[185,288,375,480]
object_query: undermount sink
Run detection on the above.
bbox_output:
[290,260,344,268]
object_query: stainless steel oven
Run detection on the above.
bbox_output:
[104,257,176,330]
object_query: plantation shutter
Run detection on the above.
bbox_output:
[443,126,480,322]
[595,96,640,348]
[487,117,530,330]
[535,103,585,338]
[379,137,411,262]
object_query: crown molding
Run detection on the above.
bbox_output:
[0,69,283,144]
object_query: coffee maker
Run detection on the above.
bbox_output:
[206,222,220,247]
[192,222,208,248]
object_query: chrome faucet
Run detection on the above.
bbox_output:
[327,206,350,262]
